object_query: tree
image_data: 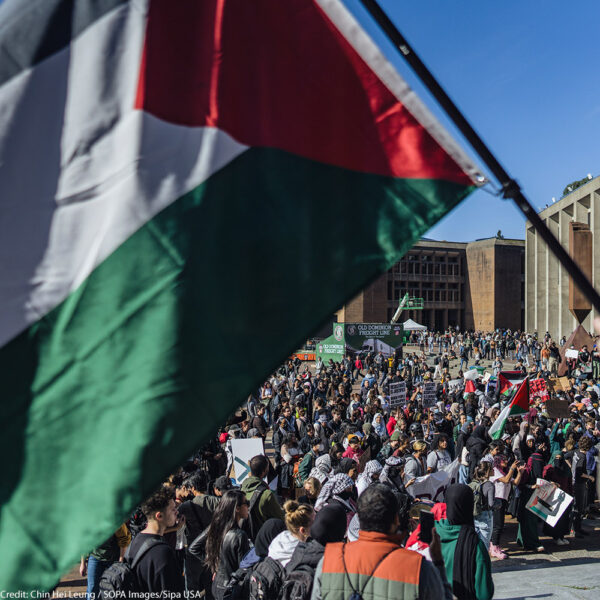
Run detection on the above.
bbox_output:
[562,176,591,198]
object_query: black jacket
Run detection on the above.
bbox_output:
[212,528,250,600]
[286,539,325,572]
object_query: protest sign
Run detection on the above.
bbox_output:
[548,377,571,394]
[529,378,549,403]
[464,369,479,381]
[389,381,407,407]
[407,459,459,502]
[230,438,264,485]
[422,381,437,409]
[448,379,463,392]
[526,478,573,527]
[565,348,579,359]
[358,447,372,473]
[546,398,571,418]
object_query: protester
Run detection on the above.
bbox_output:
[436,484,494,600]
[241,455,284,538]
[80,524,130,599]
[128,487,184,593]
[470,462,495,550]
[312,483,453,599]
[203,489,250,600]
[122,327,600,596]
[268,501,314,567]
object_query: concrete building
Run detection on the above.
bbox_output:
[337,237,524,331]
[525,176,600,340]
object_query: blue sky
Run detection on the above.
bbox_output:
[344,0,600,242]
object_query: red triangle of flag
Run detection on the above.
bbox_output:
[498,373,513,395]
[509,378,529,413]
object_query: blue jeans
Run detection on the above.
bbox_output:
[474,510,493,549]
[458,465,470,484]
[87,556,111,599]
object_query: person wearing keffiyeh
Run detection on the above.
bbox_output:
[314,474,355,511]
[356,460,382,496]
[314,474,357,531]
[309,454,332,484]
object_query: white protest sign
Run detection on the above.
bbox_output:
[389,381,407,407]
[448,379,462,391]
[422,381,437,409]
[407,459,459,502]
[526,478,573,527]
[464,369,479,381]
[565,348,579,359]
[230,438,265,485]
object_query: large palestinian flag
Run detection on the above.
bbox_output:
[0,0,481,590]
[489,378,530,440]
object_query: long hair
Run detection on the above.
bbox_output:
[204,489,246,573]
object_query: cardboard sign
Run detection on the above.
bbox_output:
[546,398,571,418]
[548,377,571,393]
[565,348,579,359]
[389,381,407,407]
[526,478,573,527]
[422,381,437,409]
[358,447,372,473]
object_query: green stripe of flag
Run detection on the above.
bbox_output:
[0,147,473,590]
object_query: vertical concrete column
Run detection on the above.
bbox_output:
[525,226,536,333]
[535,221,547,335]
[546,215,560,336]
[559,206,574,338]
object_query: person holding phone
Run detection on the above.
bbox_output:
[489,455,523,559]
[311,484,453,600]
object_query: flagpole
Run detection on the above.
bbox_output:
[358,0,600,317]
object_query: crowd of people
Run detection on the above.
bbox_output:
[80,328,600,600]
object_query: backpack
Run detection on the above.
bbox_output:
[468,481,485,516]
[245,482,269,541]
[248,556,286,600]
[278,565,315,600]
[223,566,252,600]
[97,537,165,599]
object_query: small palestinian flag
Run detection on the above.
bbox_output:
[497,370,526,399]
[464,379,477,397]
[489,378,530,440]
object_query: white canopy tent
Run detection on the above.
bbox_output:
[403,318,427,331]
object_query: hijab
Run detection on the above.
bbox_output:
[371,413,387,438]
[445,484,479,600]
